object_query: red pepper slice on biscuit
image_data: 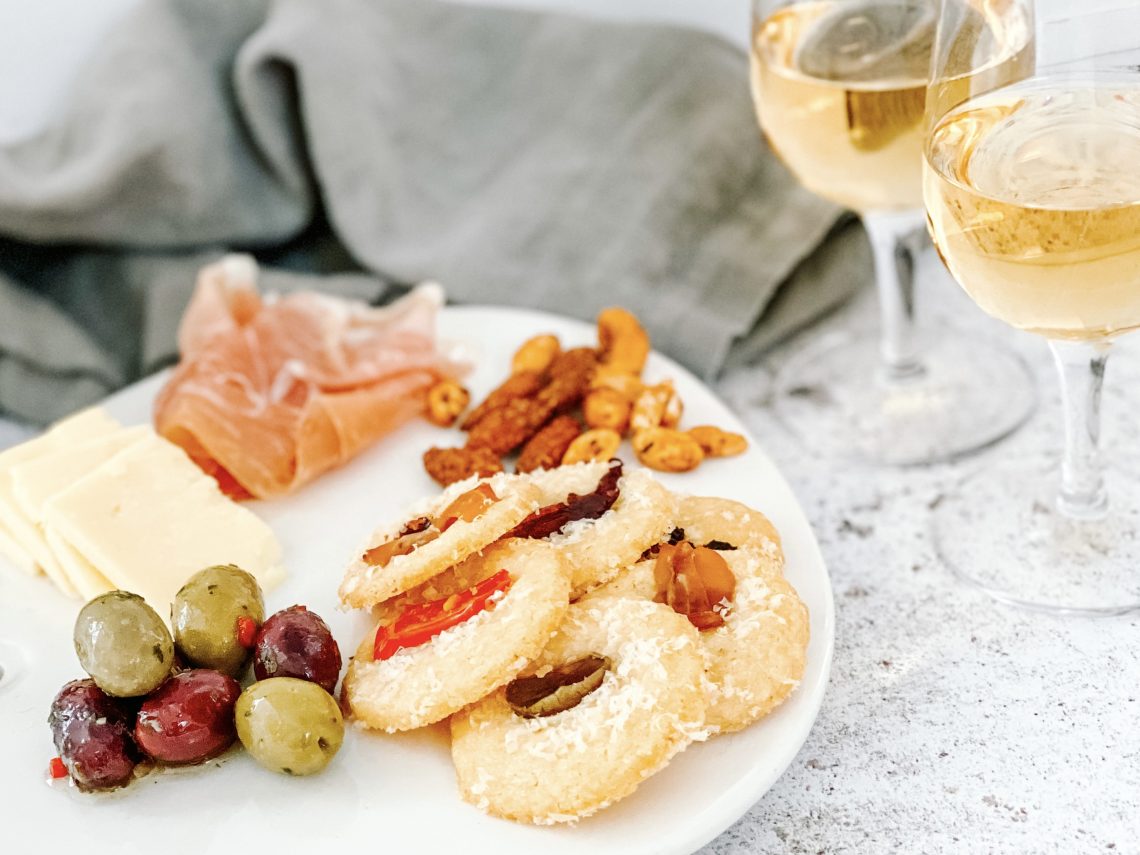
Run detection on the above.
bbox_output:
[373,569,512,660]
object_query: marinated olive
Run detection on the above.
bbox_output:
[172,564,265,676]
[253,606,341,694]
[74,591,174,697]
[48,679,140,790]
[135,669,241,764]
[235,678,344,776]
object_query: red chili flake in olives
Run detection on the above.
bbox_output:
[235,615,258,649]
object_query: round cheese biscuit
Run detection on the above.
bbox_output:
[450,597,706,825]
[584,495,806,734]
[586,545,808,734]
[342,539,570,732]
[514,461,677,599]
[672,495,783,559]
[339,472,543,608]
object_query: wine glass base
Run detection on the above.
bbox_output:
[771,330,1035,466]
[933,456,1140,616]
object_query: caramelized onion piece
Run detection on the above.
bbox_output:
[363,485,499,568]
[506,654,612,718]
[362,517,437,567]
[654,543,736,631]
[437,483,499,529]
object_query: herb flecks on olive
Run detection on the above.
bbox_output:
[74,591,174,697]
[48,679,140,790]
[506,654,612,718]
[235,678,344,776]
[172,564,265,677]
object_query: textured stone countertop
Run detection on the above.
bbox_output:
[702,249,1140,855]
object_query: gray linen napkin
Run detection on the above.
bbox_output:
[0,0,862,425]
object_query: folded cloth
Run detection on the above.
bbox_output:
[0,0,863,426]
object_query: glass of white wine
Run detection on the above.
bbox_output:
[925,0,1140,615]
[751,0,1037,465]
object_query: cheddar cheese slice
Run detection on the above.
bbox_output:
[10,426,149,595]
[44,432,285,613]
[0,408,121,590]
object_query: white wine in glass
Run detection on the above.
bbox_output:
[749,0,1037,466]
[925,2,1140,615]
[927,83,1140,341]
[752,1,930,212]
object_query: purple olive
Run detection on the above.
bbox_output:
[48,679,139,790]
[253,606,341,694]
[134,669,240,765]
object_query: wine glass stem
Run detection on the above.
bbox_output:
[1050,339,1110,520]
[864,210,927,381]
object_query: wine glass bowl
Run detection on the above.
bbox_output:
[751,0,932,213]
[924,0,1140,614]
[749,0,1037,466]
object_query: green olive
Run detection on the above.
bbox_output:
[74,591,174,697]
[171,565,264,676]
[235,678,344,776]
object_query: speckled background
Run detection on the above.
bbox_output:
[702,248,1140,855]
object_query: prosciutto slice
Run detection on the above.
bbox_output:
[155,256,456,499]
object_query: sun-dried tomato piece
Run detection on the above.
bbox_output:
[505,459,622,541]
[653,541,736,631]
[703,539,737,551]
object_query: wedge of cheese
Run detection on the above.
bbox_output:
[10,426,149,596]
[0,408,121,589]
[44,432,286,613]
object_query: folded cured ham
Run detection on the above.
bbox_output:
[155,256,457,499]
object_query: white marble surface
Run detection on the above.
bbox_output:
[706,250,1140,855]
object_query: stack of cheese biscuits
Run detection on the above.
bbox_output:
[338,459,809,825]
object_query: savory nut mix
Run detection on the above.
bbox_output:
[421,308,748,484]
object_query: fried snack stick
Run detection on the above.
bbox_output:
[516,416,582,474]
[534,348,597,414]
[467,349,597,456]
[423,446,504,487]
[466,399,555,456]
[461,371,545,432]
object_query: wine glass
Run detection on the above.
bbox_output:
[750,0,1037,465]
[925,0,1140,615]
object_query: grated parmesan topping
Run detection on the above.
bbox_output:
[354,583,532,730]
[498,599,703,760]
[345,470,531,588]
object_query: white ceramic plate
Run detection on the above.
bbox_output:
[0,306,834,855]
